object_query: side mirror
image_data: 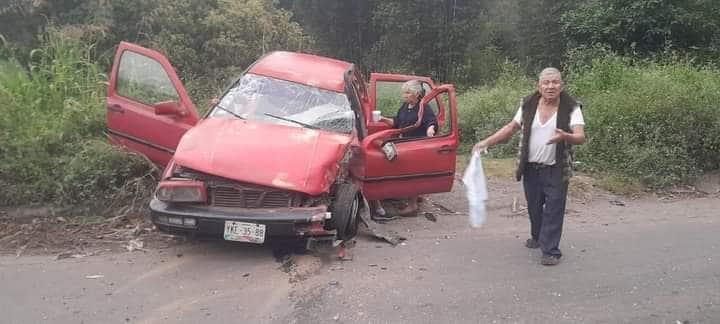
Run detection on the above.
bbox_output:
[154,101,184,116]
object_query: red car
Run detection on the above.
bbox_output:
[106,42,459,245]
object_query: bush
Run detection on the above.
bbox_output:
[455,46,518,89]
[0,29,154,207]
[567,54,720,187]
[457,63,533,156]
[457,54,720,188]
[61,140,156,205]
[146,0,312,104]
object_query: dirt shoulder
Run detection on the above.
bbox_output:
[1,160,717,258]
[0,207,173,258]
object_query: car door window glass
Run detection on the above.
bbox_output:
[375,81,403,116]
[434,91,452,137]
[117,51,180,106]
[375,81,439,123]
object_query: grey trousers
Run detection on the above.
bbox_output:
[522,164,569,257]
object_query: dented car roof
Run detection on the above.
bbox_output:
[248,51,352,93]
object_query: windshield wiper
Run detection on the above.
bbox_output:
[213,103,245,120]
[263,113,320,130]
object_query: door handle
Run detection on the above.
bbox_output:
[107,104,125,113]
[437,145,455,154]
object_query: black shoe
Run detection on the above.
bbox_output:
[540,255,561,266]
[525,238,540,249]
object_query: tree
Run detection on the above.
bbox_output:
[562,0,720,60]
[367,0,485,81]
[281,0,377,66]
[515,0,576,71]
[145,0,311,100]
[0,0,47,50]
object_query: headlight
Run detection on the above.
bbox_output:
[155,180,207,203]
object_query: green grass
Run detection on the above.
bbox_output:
[456,54,720,190]
[457,71,533,158]
[0,29,154,209]
[456,153,517,179]
[569,55,720,188]
[592,174,644,195]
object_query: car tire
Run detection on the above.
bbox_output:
[331,183,361,240]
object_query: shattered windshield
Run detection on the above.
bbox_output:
[210,73,354,134]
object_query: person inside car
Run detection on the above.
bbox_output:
[373,79,438,217]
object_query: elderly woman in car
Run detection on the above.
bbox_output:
[379,79,438,138]
[374,79,438,218]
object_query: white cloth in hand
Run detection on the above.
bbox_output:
[462,152,488,228]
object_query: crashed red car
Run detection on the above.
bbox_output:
[106,42,459,245]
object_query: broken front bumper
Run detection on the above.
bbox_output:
[149,199,334,239]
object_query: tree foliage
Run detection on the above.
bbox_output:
[4,0,719,82]
[562,0,720,61]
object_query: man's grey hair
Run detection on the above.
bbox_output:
[538,67,562,81]
[402,80,424,98]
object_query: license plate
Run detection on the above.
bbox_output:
[223,221,266,244]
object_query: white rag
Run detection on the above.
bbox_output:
[462,152,488,227]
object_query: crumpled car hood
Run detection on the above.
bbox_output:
[173,118,352,196]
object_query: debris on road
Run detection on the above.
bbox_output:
[358,199,407,246]
[511,197,528,213]
[430,201,455,214]
[85,275,104,279]
[160,233,186,241]
[609,200,626,206]
[424,212,437,222]
[15,242,30,258]
[125,239,146,252]
[0,203,164,256]
[55,251,92,260]
[338,243,353,261]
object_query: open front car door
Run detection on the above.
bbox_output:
[106,41,199,167]
[360,85,459,200]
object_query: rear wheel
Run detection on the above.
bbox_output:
[330,183,361,240]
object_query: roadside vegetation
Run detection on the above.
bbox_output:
[1,0,719,211]
[0,31,154,208]
[458,54,720,189]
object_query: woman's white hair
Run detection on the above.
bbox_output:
[402,80,424,98]
[538,67,562,81]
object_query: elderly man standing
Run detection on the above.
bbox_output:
[473,68,586,266]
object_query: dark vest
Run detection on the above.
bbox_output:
[515,91,580,181]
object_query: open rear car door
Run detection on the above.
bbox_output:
[106,41,199,167]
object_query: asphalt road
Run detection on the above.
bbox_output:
[1,185,719,324]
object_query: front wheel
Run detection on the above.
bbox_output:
[330,183,361,240]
